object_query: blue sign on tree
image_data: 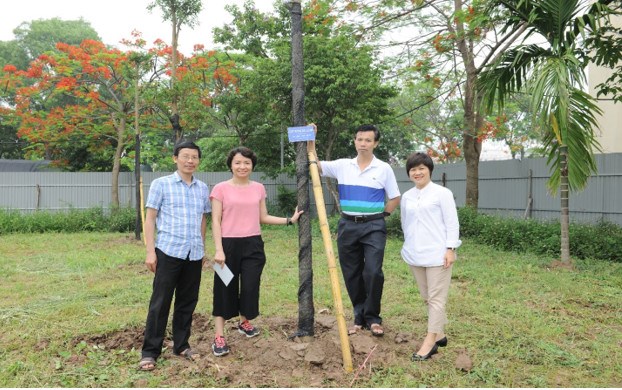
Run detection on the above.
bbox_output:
[287,125,315,142]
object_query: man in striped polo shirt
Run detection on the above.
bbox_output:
[307,124,400,337]
[138,141,211,371]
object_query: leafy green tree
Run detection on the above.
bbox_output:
[491,94,541,159]
[6,39,148,206]
[147,0,203,142]
[139,46,238,171]
[584,1,622,102]
[0,105,23,159]
[9,18,100,70]
[478,0,615,263]
[0,41,29,72]
[387,78,465,163]
[0,18,101,159]
[212,0,397,203]
[342,0,534,207]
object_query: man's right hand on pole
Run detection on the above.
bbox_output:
[307,123,317,154]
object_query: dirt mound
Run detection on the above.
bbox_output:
[73,313,421,387]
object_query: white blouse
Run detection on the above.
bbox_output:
[400,182,461,267]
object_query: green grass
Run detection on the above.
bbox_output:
[0,229,621,387]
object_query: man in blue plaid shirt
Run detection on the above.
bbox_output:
[138,141,211,371]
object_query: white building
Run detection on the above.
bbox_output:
[589,13,622,154]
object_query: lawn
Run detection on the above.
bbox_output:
[0,229,621,387]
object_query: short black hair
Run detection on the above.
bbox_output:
[405,152,434,177]
[226,146,258,171]
[174,141,201,159]
[355,124,380,142]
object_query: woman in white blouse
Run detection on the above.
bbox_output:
[400,152,461,361]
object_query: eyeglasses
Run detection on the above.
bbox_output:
[178,155,200,162]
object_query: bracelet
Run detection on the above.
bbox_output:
[286,217,292,226]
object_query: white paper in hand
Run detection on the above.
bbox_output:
[213,263,234,286]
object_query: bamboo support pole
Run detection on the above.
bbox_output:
[308,153,353,373]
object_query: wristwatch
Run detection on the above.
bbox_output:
[382,211,391,217]
[447,247,456,251]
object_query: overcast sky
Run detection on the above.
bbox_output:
[1,0,274,53]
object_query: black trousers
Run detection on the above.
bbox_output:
[337,217,386,327]
[141,248,203,359]
[212,235,266,321]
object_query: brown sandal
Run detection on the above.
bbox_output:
[138,357,156,371]
[370,323,384,337]
[177,348,200,361]
[348,324,363,335]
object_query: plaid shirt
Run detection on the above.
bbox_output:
[146,172,211,260]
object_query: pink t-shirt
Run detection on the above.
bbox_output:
[210,181,266,238]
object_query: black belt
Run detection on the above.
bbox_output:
[341,213,385,223]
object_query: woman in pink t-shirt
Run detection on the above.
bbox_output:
[209,146,303,357]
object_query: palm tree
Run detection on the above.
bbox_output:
[478,0,615,263]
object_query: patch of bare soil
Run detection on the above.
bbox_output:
[72,313,431,387]
[548,260,576,271]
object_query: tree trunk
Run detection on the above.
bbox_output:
[295,142,314,336]
[462,89,483,209]
[134,69,142,241]
[171,14,182,142]
[170,113,183,143]
[453,0,482,209]
[290,0,314,337]
[559,145,570,263]
[111,115,125,208]
[463,131,481,208]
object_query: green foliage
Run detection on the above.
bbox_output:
[0,207,135,235]
[209,1,398,176]
[0,18,101,161]
[147,0,203,29]
[9,18,101,70]
[457,208,622,262]
[384,212,403,238]
[478,0,604,193]
[274,184,298,216]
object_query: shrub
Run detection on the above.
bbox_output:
[266,185,298,217]
[108,207,137,232]
[457,208,622,262]
[385,207,622,262]
[385,212,402,237]
[0,207,135,235]
[276,184,298,216]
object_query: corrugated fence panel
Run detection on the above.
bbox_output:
[1,153,621,225]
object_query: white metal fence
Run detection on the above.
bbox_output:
[1,153,621,225]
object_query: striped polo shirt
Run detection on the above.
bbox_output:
[146,171,211,260]
[320,156,400,215]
